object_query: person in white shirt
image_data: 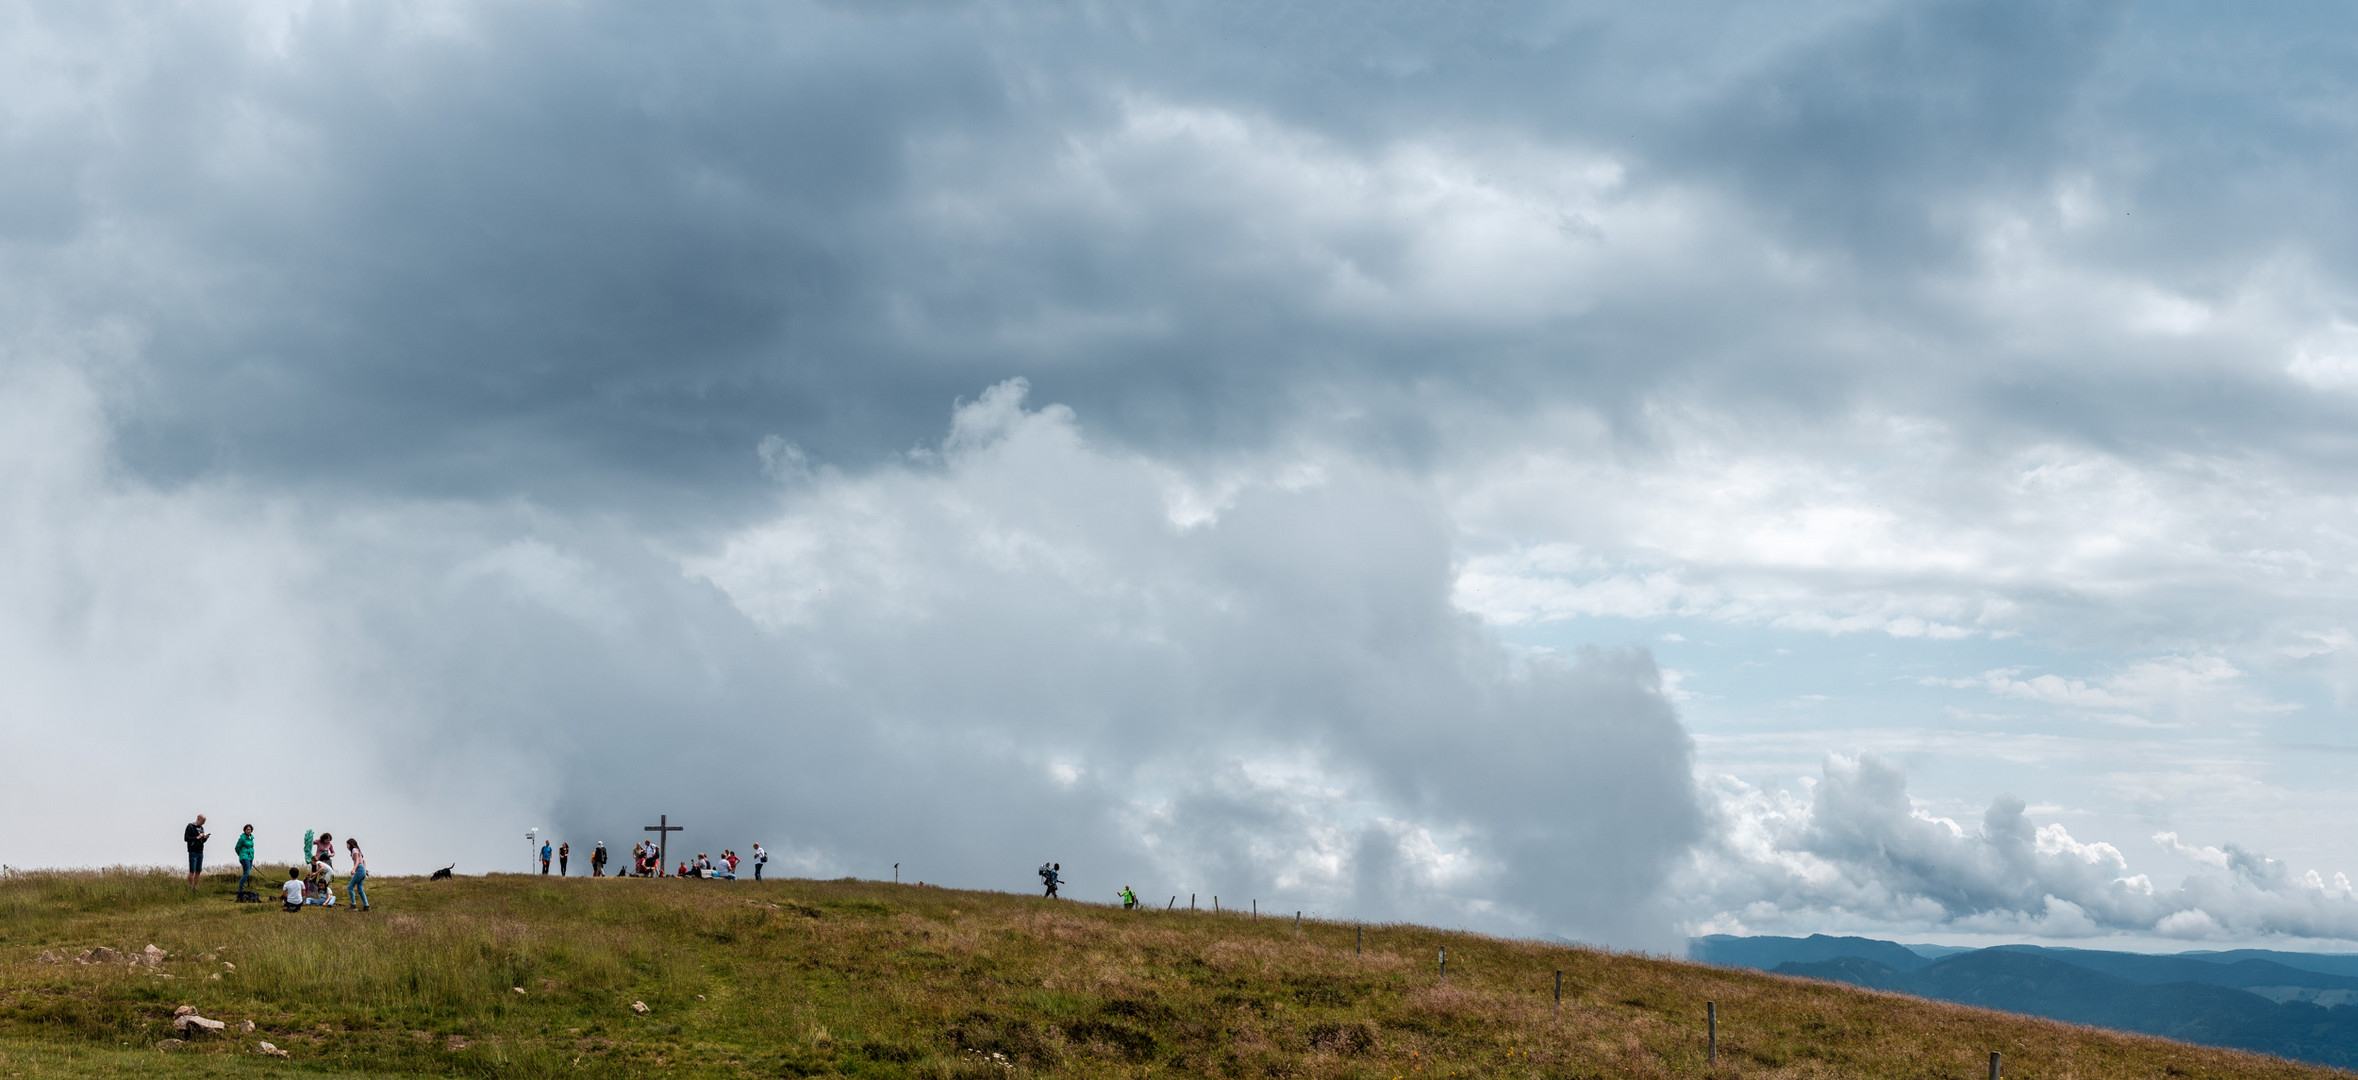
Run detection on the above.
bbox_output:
[281,867,306,912]
[345,838,371,913]
[752,843,768,882]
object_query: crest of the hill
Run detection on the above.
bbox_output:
[0,869,2348,1080]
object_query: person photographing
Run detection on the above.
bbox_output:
[183,814,211,890]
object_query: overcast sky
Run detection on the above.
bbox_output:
[8,0,2358,950]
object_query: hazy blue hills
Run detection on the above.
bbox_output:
[1691,935,2358,1067]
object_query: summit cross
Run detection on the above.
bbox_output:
[643,814,683,877]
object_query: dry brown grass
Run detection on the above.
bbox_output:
[0,867,2347,1079]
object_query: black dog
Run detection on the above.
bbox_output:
[429,864,455,881]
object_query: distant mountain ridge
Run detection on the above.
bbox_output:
[1691,935,2358,1068]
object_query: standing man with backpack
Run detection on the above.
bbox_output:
[183,814,211,889]
[752,843,768,881]
[591,841,608,877]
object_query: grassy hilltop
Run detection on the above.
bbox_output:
[0,869,2347,1080]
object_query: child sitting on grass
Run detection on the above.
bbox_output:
[305,862,337,906]
[281,867,306,912]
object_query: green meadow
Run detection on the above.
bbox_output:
[0,867,2344,1079]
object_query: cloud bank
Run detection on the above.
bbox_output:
[0,366,1702,943]
[1687,754,2358,942]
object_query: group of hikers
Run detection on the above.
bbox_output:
[184,814,369,913]
[188,816,1141,907]
[1041,861,1141,910]
[536,838,769,880]
[185,813,780,911]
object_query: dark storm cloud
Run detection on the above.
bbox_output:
[14,0,2358,510]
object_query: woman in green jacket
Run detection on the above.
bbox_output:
[235,826,256,893]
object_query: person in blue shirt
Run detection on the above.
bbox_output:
[540,841,553,874]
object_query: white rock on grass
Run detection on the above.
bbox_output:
[257,1041,289,1058]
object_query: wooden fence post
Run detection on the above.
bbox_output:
[1554,970,1562,1017]
[1707,1001,1717,1063]
[1989,1052,2002,1080]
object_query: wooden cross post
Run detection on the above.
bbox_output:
[644,814,683,877]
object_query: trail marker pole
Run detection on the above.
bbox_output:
[1356,925,1362,955]
[1439,947,1447,981]
[1168,896,1176,911]
[1191,893,1196,911]
[1214,896,1219,913]
[1554,970,1562,1017]
[894,863,899,884]
[1989,1052,2001,1080]
[1294,911,1301,938]
[1253,899,1257,920]
[1707,1001,1717,1063]
[642,815,683,877]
